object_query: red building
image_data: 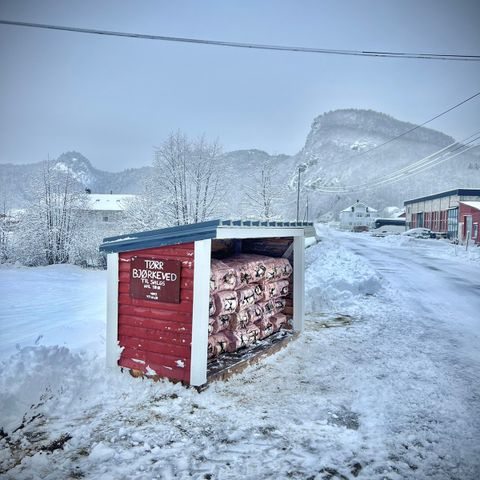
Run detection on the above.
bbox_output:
[404,188,480,241]
[459,201,480,245]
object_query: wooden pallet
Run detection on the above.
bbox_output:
[125,330,298,390]
[204,330,298,387]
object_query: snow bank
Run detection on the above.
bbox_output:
[372,232,480,263]
[0,264,106,359]
[305,225,382,313]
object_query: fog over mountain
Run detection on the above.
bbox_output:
[1,109,479,220]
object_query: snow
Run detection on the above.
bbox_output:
[87,194,136,211]
[341,202,377,212]
[0,264,106,359]
[1,226,479,479]
[460,200,480,210]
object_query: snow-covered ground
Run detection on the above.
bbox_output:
[1,228,479,479]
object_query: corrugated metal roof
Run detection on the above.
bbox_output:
[404,188,480,206]
[100,219,313,253]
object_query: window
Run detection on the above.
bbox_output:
[103,216,109,222]
[356,213,363,217]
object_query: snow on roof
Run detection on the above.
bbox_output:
[341,201,377,212]
[87,194,136,211]
[461,201,480,211]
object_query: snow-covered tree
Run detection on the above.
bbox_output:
[14,160,88,266]
[188,135,222,223]
[127,131,223,229]
[244,160,281,221]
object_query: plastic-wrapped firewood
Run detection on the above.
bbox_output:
[254,315,270,330]
[263,279,289,300]
[272,297,287,313]
[228,330,251,352]
[269,313,288,332]
[237,285,264,310]
[208,253,293,356]
[245,323,261,344]
[210,290,238,316]
[257,320,274,340]
[209,314,232,335]
[244,304,264,323]
[257,300,275,317]
[262,257,292,283]
[208,331,235,358]
[221,254,270,285]
[228,311,250,331]
[210,258,238,292]
[257,296,287,317]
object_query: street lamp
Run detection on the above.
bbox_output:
[296,164,307,223]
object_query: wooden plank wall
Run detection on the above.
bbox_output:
[118,244,194,382]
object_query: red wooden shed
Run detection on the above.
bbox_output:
[100,219,312,387]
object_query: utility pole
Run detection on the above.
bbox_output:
[303,195,309,222]
[296,165,306,223]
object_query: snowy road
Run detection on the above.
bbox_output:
[1,229,480,479]
[341,233,480,352]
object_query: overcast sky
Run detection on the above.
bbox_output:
[0,0,479,171]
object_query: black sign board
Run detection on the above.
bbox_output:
[130,257,181,303]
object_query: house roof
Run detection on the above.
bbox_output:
[99,219,313,253]
[87,194,136,211]
[404,188,480,206]
[460,201,480,211]
[341,201,377,212]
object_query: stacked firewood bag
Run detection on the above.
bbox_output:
[208,253,292,359]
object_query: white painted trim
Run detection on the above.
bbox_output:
[292,236,305,331]
[190,239,212,386]
[216,227,303,239]
[106,253,120,369]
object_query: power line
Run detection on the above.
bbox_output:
[318,142,478,194]
[1,19,480,62]
[348,91,480,157]
[303,90,480,169]
[311,130,480,193]
[315,139,479,192]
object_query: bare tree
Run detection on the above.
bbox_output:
[244,160,281,221]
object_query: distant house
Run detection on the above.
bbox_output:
[83,193,136,228]
[339,200,377,231]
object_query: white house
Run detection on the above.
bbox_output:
[83,193,136,229]
[339,200,377,231]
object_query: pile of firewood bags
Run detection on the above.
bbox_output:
[208,253,292,359]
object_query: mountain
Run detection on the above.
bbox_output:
[283,109,480,220]
[0,152,152,209]
[1,109,479,219]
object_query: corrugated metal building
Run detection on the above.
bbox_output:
[404,188,480,241]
